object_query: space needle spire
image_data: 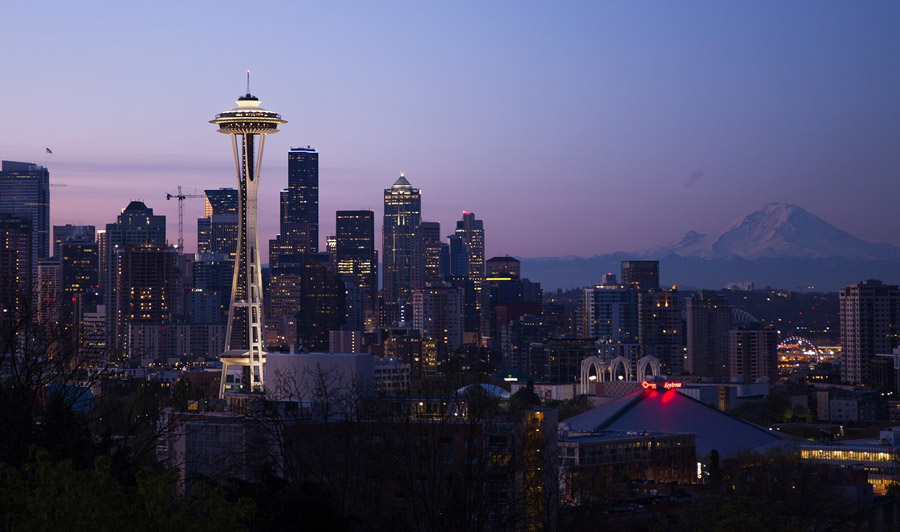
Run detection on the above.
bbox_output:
[211,77,286,397]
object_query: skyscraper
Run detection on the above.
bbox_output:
[382,173,422,307]
[279,146,319,254]
[101,201,167,351]
[420,221,443,286]
[840,279,900,386]
[729,324,778,383]
[210,86,285,395]
[0,214,32,348]
[581,283,639,343]
[114,245,178,359]
[685,290,732,378]
[0,161,50,275]
[638,289,684,374]
[197,188,239,260]
[335,210,377,314]
[53,224,95,259]
[455,211,485,307]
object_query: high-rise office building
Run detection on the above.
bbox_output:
[581,284,639,343]
[114,245,178,358]
[421,221,443,286]
[840,279,900,386]
[486,256,521,279]
[621,260,660,292]
[0,161,50,275]
[53,225,95,259]
[335,210,377,314]
[729,324,778,383]
[455,212,485,307]
[447,234,469,278]
[382,173,422,306]
[685,290,732,378]
[101,201,166,350]
[278,147,319,254]
[211,87,285,395]
[412,285,464,359]
[638,289,684,374]
[60,241,100,354]
[197,188,238,260]
[37,258,61,327]
[267,253,345,351]
[0,215,33,348]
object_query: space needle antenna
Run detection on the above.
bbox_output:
[246,70,251,94]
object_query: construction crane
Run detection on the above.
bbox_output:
[165,186,204,250]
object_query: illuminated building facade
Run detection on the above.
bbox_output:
[801,428,900,494]
[382,174,421,308]
[840,279,900,386]
[559,430,696,504]
[210,86,286,395]
[0,161,50,276]
[335,210,377,314]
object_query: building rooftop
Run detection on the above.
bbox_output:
[562,388,790,458]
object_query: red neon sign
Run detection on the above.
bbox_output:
[641,380,683,391]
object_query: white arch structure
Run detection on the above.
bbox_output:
[579,355,661,394]
[636,356,661,381]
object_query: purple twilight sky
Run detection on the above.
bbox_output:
[3,1,899,260]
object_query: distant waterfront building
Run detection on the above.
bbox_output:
[686,290,732,378]
[840,279,900,386]
[0,161,50,275]
[729,324,778,382]
[621,260,659,292]
[382,174,422,307]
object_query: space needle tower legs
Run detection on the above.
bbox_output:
[211,74,286,397]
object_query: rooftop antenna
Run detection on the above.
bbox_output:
[246,70,251,95]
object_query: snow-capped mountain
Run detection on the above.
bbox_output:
[652,202,900,261]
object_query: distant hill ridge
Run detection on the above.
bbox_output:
[519,203,900,291]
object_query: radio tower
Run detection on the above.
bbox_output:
[211,72,286,396]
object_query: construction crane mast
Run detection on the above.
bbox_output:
[165,186,204,250]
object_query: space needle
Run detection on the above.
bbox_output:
[211,73,286,396]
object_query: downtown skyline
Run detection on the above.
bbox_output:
[4,2,900,260]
